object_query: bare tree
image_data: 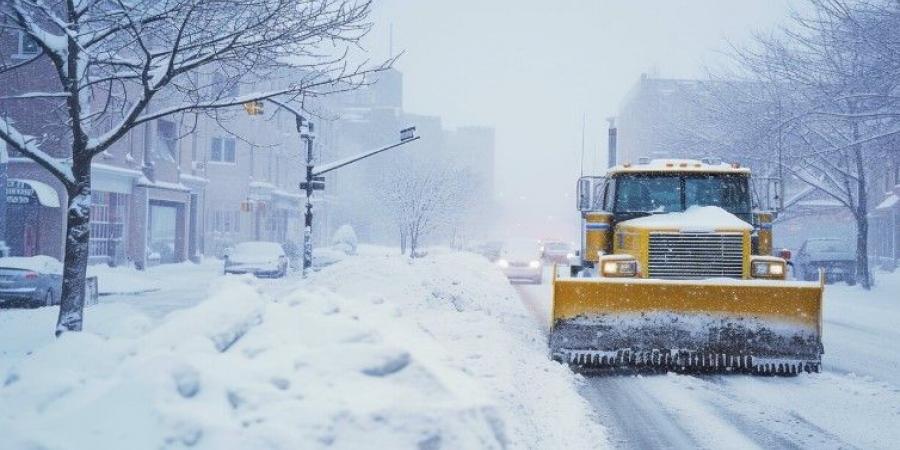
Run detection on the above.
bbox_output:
[379,161,474,258]
[0,0,386,333]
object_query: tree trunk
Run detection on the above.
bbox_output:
[56,165,91,335]
[400,228,407,255]
[851,122,872,290]
[409,225,418,258]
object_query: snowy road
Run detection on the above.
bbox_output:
[514,271,900,450]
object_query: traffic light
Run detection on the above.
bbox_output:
[243,101,264,116]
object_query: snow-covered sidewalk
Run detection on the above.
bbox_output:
[0,247,606,449]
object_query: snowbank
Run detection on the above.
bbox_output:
[619,206,752,232]
[0,247,605,449]
[87,259,220,295]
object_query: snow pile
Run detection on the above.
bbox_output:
[87,260,220,295]
[0,247,605,449]
[331,224,358,255]
[619,206,752,232]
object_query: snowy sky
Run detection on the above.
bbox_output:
[367,0,795,239]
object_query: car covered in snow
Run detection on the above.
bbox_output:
[0,255,63,308]
[541,241,574,264]
[224,241,289,278]
[795,237,857,285]
[497,239,543,284]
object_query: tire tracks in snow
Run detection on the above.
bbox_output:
[689,376,855,450]
[513,282,861,450]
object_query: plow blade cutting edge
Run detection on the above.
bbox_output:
[549,273,824,375]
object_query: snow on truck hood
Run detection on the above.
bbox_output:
[618,206,752,232]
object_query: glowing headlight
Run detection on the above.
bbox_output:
[529,260,541,268]
[751,259,786,279]
[497,259,509,268]
[601,259,638,277]
[566,253,575,259]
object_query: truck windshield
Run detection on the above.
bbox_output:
[614,174,750,215]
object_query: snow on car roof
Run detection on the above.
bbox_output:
[609,159,751,174]
[618,206,753,232]
[0,255,63,274]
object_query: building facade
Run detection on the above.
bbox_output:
[1,27,204,267]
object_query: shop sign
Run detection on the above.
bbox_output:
[6,180,34,205]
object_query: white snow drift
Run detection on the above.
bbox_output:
[0,248,605,449]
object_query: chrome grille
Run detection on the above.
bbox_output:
[648,233,744,279]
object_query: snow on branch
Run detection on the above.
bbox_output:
[0,118,74,184]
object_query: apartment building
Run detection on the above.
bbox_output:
[1,27,203,267]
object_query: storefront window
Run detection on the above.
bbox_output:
[90,192,128,263]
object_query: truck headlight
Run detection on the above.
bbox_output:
[529,260,541,268]
[751,258,786,279]
[600,257,638,277]
[497,259,509,268]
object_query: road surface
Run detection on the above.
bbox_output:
[514,272,899,450]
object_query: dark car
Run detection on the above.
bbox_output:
[224,241,289,278]
[0,256,63,308]
[795,238,857,285]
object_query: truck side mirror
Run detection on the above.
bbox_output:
[577,176,607,212]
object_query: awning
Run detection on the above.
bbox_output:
[7,178,61,207]
[876,194,898,211]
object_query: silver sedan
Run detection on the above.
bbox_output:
[0,256,63,308]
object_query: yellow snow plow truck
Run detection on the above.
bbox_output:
[551,158,824,375]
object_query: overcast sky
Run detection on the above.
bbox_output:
[366,0,795,239]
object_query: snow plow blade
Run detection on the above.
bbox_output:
[550,274,824,375]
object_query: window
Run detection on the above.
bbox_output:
[210,137,236,163]
[613,174,750,215]
[210,210,240,232]
[211,73,239,98]
[157,120,178,160]
[17,31,39,56]
[89,192,127,261]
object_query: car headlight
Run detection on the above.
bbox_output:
[600,257,638,277]
[497,259,509,268]
[529,260,541,268]
[566,253,575,259]
[751,258,786,279]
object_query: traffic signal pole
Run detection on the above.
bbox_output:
[250,98,420,278]
[300,118,315,278]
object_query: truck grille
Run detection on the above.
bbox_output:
[648,233,744,279]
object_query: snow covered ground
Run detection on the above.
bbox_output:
[518,268,900,449]
[0,247,606,449]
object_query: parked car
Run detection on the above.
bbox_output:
[795,238,857,285]
[224,241,288,278]
[541,241,574,264]
[0,255,63,308]
[497,239,544,284]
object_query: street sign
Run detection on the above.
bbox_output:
[400,126,417,142]
[299,181,325,191]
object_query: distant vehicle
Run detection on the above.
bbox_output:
[541,241,574,264]
[224,241,288,278]
[497,239,543,284]
[795,238,857,285]
[0,255,63,308]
